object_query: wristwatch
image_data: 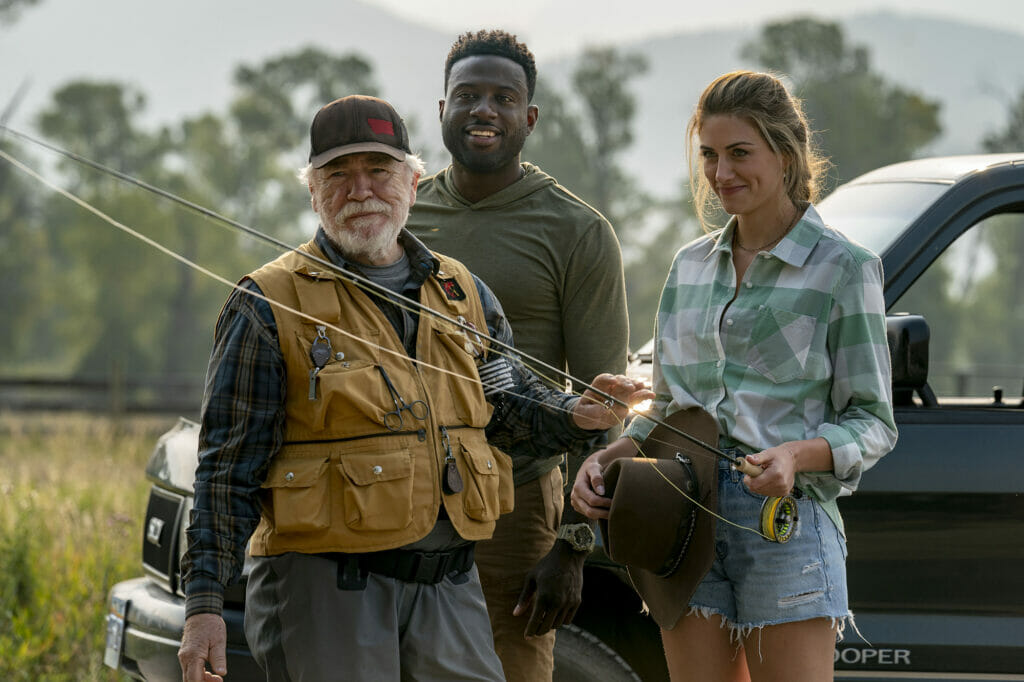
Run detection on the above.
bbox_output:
[556,522,596,553]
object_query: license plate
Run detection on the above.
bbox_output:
[103,595,128,669]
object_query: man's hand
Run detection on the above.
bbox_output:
[573,374,655,431]
[513,540,586,637]
[178,613,227,682]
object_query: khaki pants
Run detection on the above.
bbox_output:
[475,467,564,682]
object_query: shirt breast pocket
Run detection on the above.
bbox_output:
[746,306,817,384]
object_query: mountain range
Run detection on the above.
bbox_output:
[2,2,1022,198]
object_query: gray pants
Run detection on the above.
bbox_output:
[245,552,505,682]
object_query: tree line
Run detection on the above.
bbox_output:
[2,16,1022,400]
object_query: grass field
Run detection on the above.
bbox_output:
[0,412,176,682]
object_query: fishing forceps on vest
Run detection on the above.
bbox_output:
[377,365,430,431]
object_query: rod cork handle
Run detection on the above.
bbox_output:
[733,455,763,477]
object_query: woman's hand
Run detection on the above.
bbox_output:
[571,373,655,431]
[743,437,832,497]
[742,444,797,497]
[571,450,611,519]
[571,437,641,520]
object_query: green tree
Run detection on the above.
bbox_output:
[972,107,1024,390]
[883,89,1024,395]
[742,19,863,86]
[571,46,649,225]
[37,82,153,187]
[622,180,703,347]
[226,47,378,231]
[148,113,276,385]
[0,0,41,25]
[743,17,942,184]
[892,213,1024,397]
[522,79,592,198]
[17,47,383,388]
[151,47,382,381]
[33,81,173,380]
[981,92,1024,303]
[982,90,1024,151]
[524,47,649,233]
[0,138,54,372]
[523,47,657,348]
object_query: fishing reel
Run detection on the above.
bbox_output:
[760,494,799,543]
[731,455,799,543]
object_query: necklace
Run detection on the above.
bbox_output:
[733,208,801,253]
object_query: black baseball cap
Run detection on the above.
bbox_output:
[308,95,411,168]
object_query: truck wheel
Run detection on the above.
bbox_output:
[553,624,642,682]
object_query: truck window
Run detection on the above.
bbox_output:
[890,212,1024,403]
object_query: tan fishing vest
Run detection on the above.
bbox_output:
[246,240,513,556]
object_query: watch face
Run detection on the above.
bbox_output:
[568,524,594,551]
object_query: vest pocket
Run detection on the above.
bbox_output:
[337,451,415,531]
[295,326,384,433]
[460,440,512,521]
[261,458,330,534]
[311,362,380,431]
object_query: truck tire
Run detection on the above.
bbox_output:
[553,624,642,682]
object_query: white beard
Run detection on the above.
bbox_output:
[320,198,409,264]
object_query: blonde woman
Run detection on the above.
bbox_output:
[572,71,897,681]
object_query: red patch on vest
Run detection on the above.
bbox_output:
[367,118,395,136]
[438,277,466,301]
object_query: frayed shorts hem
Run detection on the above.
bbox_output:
[686,605,860,644]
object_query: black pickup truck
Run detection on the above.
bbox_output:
[105,154,1024,681]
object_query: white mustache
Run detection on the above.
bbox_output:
[338,199,393,219]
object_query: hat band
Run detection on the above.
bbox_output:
[654,454,700,577]
[655,506,697,577]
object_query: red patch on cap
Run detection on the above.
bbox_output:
[367,118,395,136]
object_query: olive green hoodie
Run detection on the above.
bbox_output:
[408,163,629,486]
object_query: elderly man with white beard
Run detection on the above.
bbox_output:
[175,95,651,682]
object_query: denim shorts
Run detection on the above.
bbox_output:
[688,455,850,636]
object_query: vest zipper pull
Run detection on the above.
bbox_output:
[308,367,321,401]
[440,426,463,495]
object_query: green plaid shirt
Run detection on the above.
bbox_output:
[624,205,897,532]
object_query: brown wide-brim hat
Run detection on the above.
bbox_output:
[599,406,719,630]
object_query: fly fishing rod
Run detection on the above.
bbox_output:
[1,124,794,540]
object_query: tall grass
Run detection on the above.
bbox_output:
[0,412,175,682]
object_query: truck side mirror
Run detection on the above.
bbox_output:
[886,314,937,407]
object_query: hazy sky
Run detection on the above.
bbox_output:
[2,0,1020,190]
[374,0,1024,56]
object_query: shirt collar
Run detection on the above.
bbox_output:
[706,204,826,268]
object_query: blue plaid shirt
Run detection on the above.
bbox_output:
[182,228,601,617]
